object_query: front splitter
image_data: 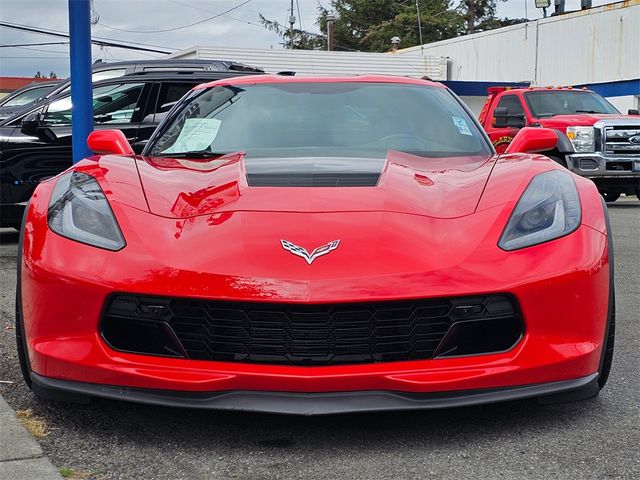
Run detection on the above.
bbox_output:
[30,372,599,415]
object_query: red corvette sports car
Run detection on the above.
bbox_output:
[16,75,614,415]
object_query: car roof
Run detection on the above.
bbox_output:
[0,71,263,126]
[0,81,63,109]
[195,74,446,90]
[1,80,61,98]
[91,59,264,73]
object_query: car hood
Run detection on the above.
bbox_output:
[537,113,632,129]
[133,151,496,219]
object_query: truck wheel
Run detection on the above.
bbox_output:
[547,155,567,168]
[635,185,640,200]
[602,192,621,203]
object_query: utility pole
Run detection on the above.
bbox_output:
[288,0,295,49]
[326,15,334,51]
[68,0,93,163]
[416,0,424,52]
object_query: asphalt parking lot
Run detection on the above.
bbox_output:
[0,198,638,480]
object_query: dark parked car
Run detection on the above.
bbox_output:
[0,81,62,121]
[0,59,264,123]
[0,69,263,228]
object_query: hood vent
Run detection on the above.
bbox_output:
[247,172,380,187]
[245,157,384,187]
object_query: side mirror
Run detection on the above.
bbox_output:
[87,129,134,156]
[505,127,559,154]
[493,107,509,128]
[493,107,526,128]
[21,112,57,142]
[20,112,43,136]
[628,109,640,116]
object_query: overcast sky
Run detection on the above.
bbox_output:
[0,0,620,77]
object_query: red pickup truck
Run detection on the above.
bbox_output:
[478,86,640,201]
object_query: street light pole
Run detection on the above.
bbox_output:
[68,0,93,163]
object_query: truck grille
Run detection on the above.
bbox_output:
[100,294,523,366]
[603,126,640,155]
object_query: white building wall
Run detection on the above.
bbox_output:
[398,0,639,111]
[167,1,638,112]
[169,46,449,80]
[607,95,639,112]
[398,0,639,85]
[534,3,639,86]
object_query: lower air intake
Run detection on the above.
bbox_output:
[101,294,523,366]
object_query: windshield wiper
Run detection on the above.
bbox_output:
[156,151,228,158]
[575,110,604,114]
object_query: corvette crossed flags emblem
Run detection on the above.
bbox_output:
[280,239,340,265]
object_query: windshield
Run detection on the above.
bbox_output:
[524,91,619,117]
[149,82,490,159]
[1,85,55,107]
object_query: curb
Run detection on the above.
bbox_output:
[0,394,62,479]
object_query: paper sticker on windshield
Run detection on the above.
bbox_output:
[162,118,221,154]
[452,116,473,136]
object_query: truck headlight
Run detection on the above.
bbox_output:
[48,172,126,251]
[499,170,581,251]
[566,126,595,153]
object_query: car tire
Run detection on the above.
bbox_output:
[635,185,640,200]
[15,205,32,389]
[598,288,615,390]
[547,155,567,168]
[15,204,91,404]
[598,197,616,390]
[602,192,621,203]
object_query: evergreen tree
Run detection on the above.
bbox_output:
[259,0,524,51]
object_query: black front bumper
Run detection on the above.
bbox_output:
[31,372,599,415]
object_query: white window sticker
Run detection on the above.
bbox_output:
[452,116,473,136]
[162,118,221,153]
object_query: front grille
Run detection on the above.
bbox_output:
[605,161,633,171]
[603,126,640,155]
[101,294,523,366]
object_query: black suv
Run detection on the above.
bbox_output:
[0,81,62,121]
[0,60,263,123]
[0,69,262,227]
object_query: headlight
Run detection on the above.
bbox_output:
[48,171,125,251]
[499,170,581,251]
[566,126,595,152]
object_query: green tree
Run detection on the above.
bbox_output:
[317,0,464,52]
[34,71,42,78]
[460,0,525,33]
[260,0,465,52]
[260,0,523,52]
[48,71,58,79]
[259,14,325,50]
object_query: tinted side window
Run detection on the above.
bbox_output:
[43,83,144,126]
[493,95,525,127]
[92,69,127,82]
[142,82,194,123]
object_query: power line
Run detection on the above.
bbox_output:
[98,0,254,34]
[0,56,68,59]
[167,0,266,29]
[295,0,303,31]
[0,41,70,48]
[3,45,69,54]
[0,21,171,54]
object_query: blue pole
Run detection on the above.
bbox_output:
[68,0,93,163]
